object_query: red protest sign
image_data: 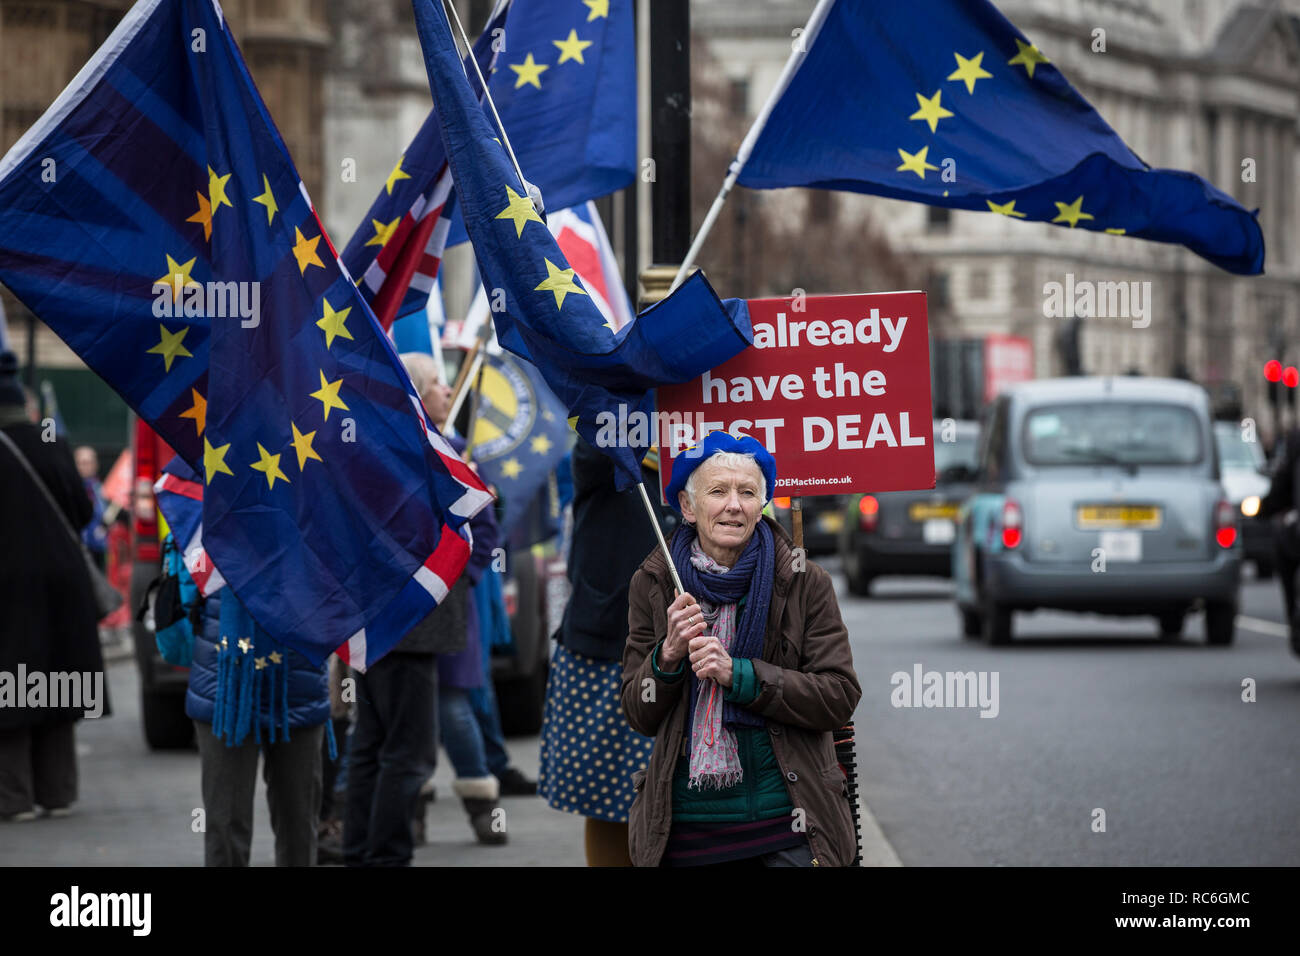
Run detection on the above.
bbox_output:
[656,291,935,501]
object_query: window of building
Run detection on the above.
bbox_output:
[927,206,951,232]
[807,190,834,223]
[729,78,750,117]
[968,268,989,300]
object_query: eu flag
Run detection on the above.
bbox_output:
[0,0,493,669]
[736,0,1264,275]
[412,0,751,488]
[445,0,636,244]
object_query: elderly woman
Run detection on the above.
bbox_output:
[621,432,862,867]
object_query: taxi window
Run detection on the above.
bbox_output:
[1022,402,1203,466]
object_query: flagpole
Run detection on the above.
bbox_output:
[667,0,836,294]
[462,359,488,460]
[638,483,684,594]
[447,338,486,428]
[442,0,536,208]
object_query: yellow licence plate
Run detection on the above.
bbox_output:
[1076,505,1162,529]
[910,502,959,521]
[817,512,844,534]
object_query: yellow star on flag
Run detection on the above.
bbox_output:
[1007,37,1049,79]
[250,443,290,490]
[501,457,524,479]
[317,297,354,349]
[146,324,193,372]
[252,174,279,226]
[495,185,544,237]
[290,422,323,471]
[203,437,234,484]
[269,651,283,665]
[1105,227,1126,235]
[365,216,400,248]
[510,53,548,90]
[566,415,579,431]
[583,0,608,20]
[310,370,349,420]
[947,51,993,94]
[1051,195,1094,228]
[909,90,953,133]
[554,30,593,65]
[155,254,200,303]
[186,192,213,241]
[530,434,553,455]
[208,166,233,212]
[179,388,207,436]
[896,145,938,179]
[986,199,1026,218]
[385,157,410,195]
[535,258,588,310]
[292,227,325,274]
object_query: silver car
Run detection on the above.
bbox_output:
[952,377,1241,645]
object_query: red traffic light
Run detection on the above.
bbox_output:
[1285,367,1299,388]
[1265,360,1283,382]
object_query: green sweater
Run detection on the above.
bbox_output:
[651,642,794,823]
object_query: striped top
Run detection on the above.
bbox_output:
[663,817,808,867]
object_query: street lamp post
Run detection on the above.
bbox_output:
[638,0,690,308]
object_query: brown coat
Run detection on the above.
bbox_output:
[621,516,862,867]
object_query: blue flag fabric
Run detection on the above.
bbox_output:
[412,0,752,488]
[445,0,636,245]
[737,0,1264,275]
[469,352,572,535]
[0,0,493,669]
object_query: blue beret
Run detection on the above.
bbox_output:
[665,431,778,514]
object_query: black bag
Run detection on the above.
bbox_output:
[0,429,123,618]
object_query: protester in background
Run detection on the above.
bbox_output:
[1259,426,1300,655]
[398,351,513,846]
[0,350,108,822]
[622,432,861,867]
[469,556,537,796]
[316,655,351,864]
[73,445,108,572]
[187,581,331,866]
[341,352,469,866]
[538,438,674,865]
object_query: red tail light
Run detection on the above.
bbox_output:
[1214,499,1237,549]
[858,494,879,532]
[1001,497,1022,549]
[773,496,791,510]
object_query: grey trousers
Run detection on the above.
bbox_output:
[0,720,77,815]
[194,720,323,867]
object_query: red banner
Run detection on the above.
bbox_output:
[656,291,935,501]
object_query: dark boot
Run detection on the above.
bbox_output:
[453,776,507,845]
[496,766,538,797]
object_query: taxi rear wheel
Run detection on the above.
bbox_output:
[981,590,1012,645]
[1157,610,1186,642]
[1204,601,1236,646]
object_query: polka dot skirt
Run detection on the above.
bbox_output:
[538,643,654,823]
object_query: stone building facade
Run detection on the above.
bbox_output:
[0,0,331,370]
